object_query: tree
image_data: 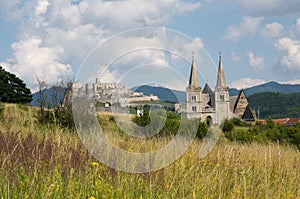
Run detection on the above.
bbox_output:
[222,119,234,132]
[0,66,32,104]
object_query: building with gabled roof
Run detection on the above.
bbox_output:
[230,90,256,121]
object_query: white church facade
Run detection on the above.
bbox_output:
[186,55,231,124]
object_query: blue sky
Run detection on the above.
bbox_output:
[1,0,300,91]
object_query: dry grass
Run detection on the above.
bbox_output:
[0,104,299,198]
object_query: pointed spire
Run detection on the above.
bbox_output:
[188,54,200,89]
[216,53,227,88]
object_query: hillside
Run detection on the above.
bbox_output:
[248,92,300,119]
[30,86,66,107]
[229,81,300,96]
[0,103,299,198]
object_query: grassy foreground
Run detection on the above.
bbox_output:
[0,104,299,198]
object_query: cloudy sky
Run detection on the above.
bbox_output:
[1,0,300,91]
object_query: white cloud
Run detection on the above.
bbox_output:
[234,0,300,16]
[3,36,73,89]
[88,66,118,83]
[0,0,201,90]
[223,16,263,42]
[230,51,240,62]
[275,37,300,71]
[163,78,187,91]
[77,0,201,30]
[170,37,205,60]
[44,24,106,60]
[260,22,284,40]
[280,79,300,85]
[107,35,169,68]
[230,78,266,89]
[246,51,265,70]
[292,18,300,37]
[35,0,50,15]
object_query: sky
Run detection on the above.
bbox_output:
[1,0,300,91]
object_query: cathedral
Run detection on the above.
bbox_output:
[186,55,256,124]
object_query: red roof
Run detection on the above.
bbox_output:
[257,118,300,126]
[285,118,300,126]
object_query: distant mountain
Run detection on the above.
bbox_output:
[133,82,300,103]
[132,85,186,103]
[229,81,300,96]
[31,86,65,107]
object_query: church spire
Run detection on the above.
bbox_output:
[188,54,200,89]
[216,53,227,88]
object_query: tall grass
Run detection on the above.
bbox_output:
[0,104,299,198]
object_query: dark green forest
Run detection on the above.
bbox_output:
[248,92,300,119]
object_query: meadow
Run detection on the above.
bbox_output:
[0,103,299,198]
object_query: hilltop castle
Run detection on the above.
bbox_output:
[186,55,256,124]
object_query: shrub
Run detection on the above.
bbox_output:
[231,117,251,127]
[132,106,151,127]
[36,107,75,129]
[196,122,208,139]
[222,119,234,132]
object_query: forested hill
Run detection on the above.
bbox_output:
[229,81,300,96]
[248,92,300,119]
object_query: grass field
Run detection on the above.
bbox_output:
[0,103,299,198]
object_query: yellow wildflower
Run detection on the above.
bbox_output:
[90,161,99,167]
[98,174,103,181]
[88,197,96,199]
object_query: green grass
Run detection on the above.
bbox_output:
[0,104,299,198]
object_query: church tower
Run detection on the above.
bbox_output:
[186,56,202,119]
[214,54,230,124]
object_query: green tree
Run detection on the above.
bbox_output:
[0,66,32,104]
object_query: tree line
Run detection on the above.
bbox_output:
[248,92,300,119]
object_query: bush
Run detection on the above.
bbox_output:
[196,122,208,139]
[222,119,234,132]
[225,129,253,143]
[231,117,251,127]
[132,106,151,127]
[36,107,74,129]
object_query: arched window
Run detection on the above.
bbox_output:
[192,95,196,102]
[206,116,212,126]
[192,106,197,112]
[220,95,225,102]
